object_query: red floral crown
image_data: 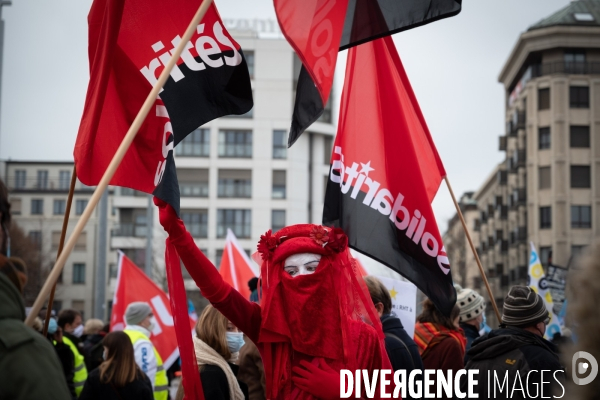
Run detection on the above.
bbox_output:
[257,225,348,261]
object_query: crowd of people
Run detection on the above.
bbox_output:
[0,192,597,400]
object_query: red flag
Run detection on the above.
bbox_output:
[75,0,252,211]
[323,37,455,316]
[219,229,258,300]
[110,252,196,369]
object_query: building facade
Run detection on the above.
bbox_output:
[3,161,117,319]
[445,1,600,321]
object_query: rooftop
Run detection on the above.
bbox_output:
[529,0,600,31]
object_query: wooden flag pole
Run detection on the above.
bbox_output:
[42,166,77,336]
[25,0,214,327]
[444,176,503,325]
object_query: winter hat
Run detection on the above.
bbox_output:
[454,284,485,322]
[502,285,549,327]
[125,302,152,325]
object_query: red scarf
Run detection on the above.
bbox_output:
[414,321,466,357]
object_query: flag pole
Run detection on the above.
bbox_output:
[444,176,503,325]
[25,0,214,327]
[42,166,77,336]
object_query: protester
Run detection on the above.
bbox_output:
[57,309,88,396]
[563,243,600,400]
[123,301,169,400]
[462,285,565,398]
[83,318,108,371]
[237,336,266,400]
[414,298,464,399]
[46,317,78,398]
[0,255,71,399]
[454,284,485,361]
[156,198,390,399]
[176,305,248,400]
[364,275,423,389]
[79,331,153,400]
[248,277,259,303]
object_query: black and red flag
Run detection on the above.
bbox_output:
[73,1,252,399]
[275,0,462,146]
[323,36,455,315]
[74,0,252,214]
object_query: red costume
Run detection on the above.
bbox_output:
[156,200,392,399]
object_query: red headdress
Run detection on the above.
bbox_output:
[254,224,384,399]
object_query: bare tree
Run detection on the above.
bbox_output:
[9,222,43,306]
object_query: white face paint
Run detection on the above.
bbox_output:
[283,253,321,277]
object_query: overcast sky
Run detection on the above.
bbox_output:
[0,0,571,232]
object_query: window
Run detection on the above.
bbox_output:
[11,198,21,215]
[31,199,43,215]
[74,232,87,251]
[570,126,590,148]
[272,210,286,233]
[53,199,66,215]
[216,250,224,268]
[272,170,286,199]
[37,170,48,189]
[181,210,208,238]
[51,231,62,250]
[28,231,42,249]
[571,245,587,260]
[318,95,333,123]
[539,167,551,189]
[245,50,254,79]
[538,88,550,110]
[570,86,589,108]
[538,127,550,149]
[323,136,333,165]
[14,170,26,189]
[75,199,88,215]
[571,165,591,188]
[273,130,287,159]
[218,130,252,158]
[540,206,552,229]
[175,128,210,157]
[539,247,552,267]
[217,209,251,238]
[571,205,591,229]
[565,51,586,73]
[109,263,118,279]
[59,170,71,190]
[218,170,252,198]
[73,263,86,284]
[178,169,209,197]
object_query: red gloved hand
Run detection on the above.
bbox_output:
[153,197,186,239]
[292,358,342,400]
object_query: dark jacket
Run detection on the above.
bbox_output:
[0,273,71,400]
[83,333,106,371]
[461,327,565,399]
[460,322,480,363]
[79,367,153,400]
[200,363,249,400]
[238,338,266,400]
[52,337,77,398]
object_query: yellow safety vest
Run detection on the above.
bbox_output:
[62,336,88,397]
[124,329,169,400]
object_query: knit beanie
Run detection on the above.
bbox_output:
[125,302,152,325]
[454,284,485,322]
[502,285,549,327]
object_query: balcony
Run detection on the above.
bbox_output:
[531,61,600,78]
[497,170,507,185]
[511,188,526,209]
[497,240,509,253]
[507,111,526,137]
[111,223,147,238]
[6,177,93,193]
[499,136,507,151]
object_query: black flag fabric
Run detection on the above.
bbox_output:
[275,0,462,147]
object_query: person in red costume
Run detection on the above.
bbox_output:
[155,198,393,399]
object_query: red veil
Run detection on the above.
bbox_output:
[252,224,386,398]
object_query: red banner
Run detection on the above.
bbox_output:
[219,229,258,300]
[110,252,195,369]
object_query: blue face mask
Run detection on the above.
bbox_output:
[225,332,245,353]
[47,318,58,335]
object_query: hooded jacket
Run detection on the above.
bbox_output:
[0,273,71,400]
[461,327,565,399]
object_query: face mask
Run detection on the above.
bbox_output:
[73,324,84,338]
[147,317,156,332]
[47,318,58,335]
[226,332,245,353]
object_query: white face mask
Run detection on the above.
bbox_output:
[147,317,156,332]
[73,324,84,338]
[283,253,321,277]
